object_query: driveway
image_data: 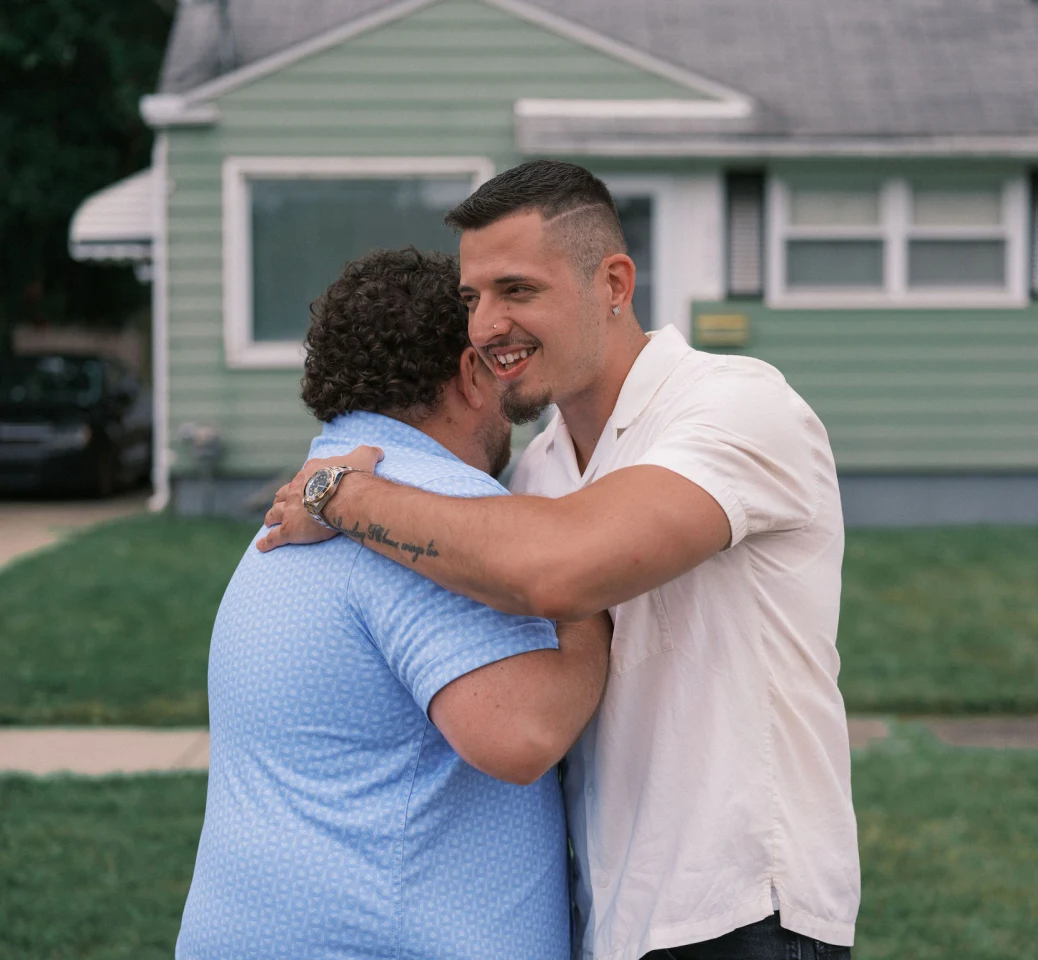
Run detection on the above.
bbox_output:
[0,492,149,568]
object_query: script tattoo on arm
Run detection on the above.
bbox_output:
[330,516,440,564]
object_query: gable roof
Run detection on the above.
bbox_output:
[158,0,1038,139]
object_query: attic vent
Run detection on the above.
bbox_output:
[726,172,766,299]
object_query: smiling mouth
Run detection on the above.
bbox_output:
[490,345,538,375]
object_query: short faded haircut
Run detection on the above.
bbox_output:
[444,160,627,280]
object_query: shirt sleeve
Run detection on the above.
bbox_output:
[348,473,559,715]
[636,364,820,549]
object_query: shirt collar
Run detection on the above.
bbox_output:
[610,325,691,431]
[540,325,691,463]
[319,410,464,464]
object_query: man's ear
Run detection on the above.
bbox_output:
[456,346,487,411]
[602,253,636,316]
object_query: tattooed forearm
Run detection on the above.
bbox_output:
[329,516,440,563]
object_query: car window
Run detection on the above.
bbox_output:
[0,356,104,407]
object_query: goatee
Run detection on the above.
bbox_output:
[501,384,553,425]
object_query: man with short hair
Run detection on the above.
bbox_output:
[261,163,861,960]
[177,247,611,960]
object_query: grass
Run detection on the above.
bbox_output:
[0,517,1036,722]
[0,774,207,960]
[0,514,256,726]
[1,728,1035,959]
[837,527,1038,714]
[854,725,1038,960]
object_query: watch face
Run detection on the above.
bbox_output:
[305,468,333,502]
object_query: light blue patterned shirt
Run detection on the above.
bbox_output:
[177,412,569,960]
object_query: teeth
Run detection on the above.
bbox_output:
[495,347,535,368]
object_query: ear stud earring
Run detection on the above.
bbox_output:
[611,305,621,316]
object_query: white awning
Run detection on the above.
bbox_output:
[69,168,155,263]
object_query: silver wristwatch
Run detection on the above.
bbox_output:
[302,465,357,531]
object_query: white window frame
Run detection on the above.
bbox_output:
[766,175,1030,309]
[222,156,496,369]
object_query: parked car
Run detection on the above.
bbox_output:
[0,354,152,497]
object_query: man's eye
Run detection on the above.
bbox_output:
[508,285,532,296]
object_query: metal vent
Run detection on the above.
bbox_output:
[726,172,766,298]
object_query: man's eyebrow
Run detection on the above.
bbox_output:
[458,275,539,294]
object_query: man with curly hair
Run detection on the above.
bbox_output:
[176,247,611,960]
[261,163,859,960]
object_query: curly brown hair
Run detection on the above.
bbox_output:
[301,247,470,423]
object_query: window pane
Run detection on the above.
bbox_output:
[614,196,653,331]
[908,240,1006,288]
[786,240,884,288]
[789,188,880,226]
[250,178,471,342]
[911,187,1002,227]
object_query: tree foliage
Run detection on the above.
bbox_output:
[0,0,173,342]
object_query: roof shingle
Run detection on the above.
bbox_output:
[159,0,1038,137]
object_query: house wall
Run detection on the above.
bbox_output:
[161,0,1038,523]
[690,300,1038,510]
[164,0,706,483]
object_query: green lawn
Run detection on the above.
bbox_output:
[854,726,1038,960]
[1,728,1035,959]
[838,527,1038,714]
[0,774,207,960]
[0,517,1036,722]
[0,515,256,725]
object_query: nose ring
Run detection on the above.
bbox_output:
[493,323,498,329]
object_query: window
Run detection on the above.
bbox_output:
[768,177,1029,307]
[223,157,495,368]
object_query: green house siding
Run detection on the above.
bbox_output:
[691,302,1038,471]
[165,0,710,477]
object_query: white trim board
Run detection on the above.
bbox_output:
[515,99,751,121]
[222,156,494,369]
[142,0,752,126]
[536,136,1038,159]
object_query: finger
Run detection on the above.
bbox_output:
[256,526,284,552]
[273,483,291,504]
[264,502,285,528]
[356,446,385,472]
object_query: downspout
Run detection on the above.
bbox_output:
[148,133,171,512]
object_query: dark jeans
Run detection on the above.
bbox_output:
[642,912,851,960]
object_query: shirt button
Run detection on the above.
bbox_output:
[595,872,610,888]
[585,783,594,797]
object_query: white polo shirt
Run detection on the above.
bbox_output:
[511,326,859,960]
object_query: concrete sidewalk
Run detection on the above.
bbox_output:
[0,492,148,569]
[0,727,209,775]
[1,718,1035,776]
